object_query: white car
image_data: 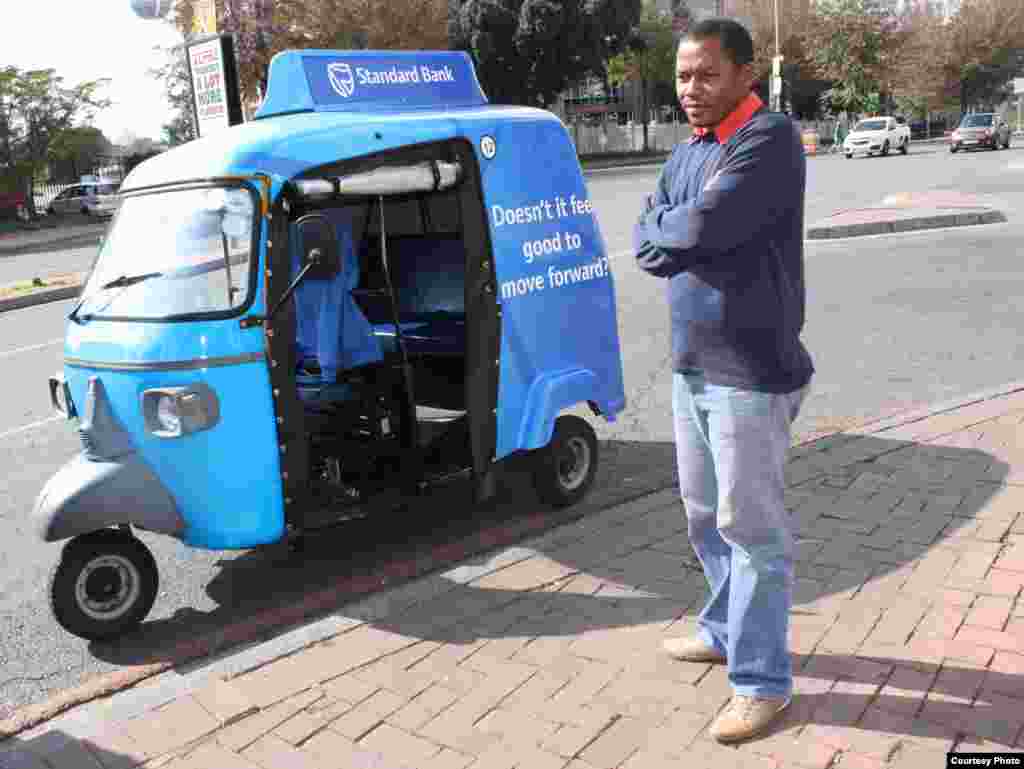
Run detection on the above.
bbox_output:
[843,116,911,158]
[46,182,120,218]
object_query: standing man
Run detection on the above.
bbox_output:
[634,18,814,743]
[833,113,848,154]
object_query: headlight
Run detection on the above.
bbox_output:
[49,373,76,419]
[142,385,220,438]
[156,395,181,434]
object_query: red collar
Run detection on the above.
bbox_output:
[690,92,764,144]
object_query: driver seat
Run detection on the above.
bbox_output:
[291,207,384,406]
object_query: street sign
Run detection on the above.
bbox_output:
[185,35,244,138]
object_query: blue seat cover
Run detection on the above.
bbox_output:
[290,208,384,386]
[373,319,465,357]
[367,236,466,357]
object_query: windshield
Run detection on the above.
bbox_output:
[854,120,887,132]
[76,184,257,321]
[961,114,994,128]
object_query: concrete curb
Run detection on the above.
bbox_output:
[0,285,81,314]
[5,376,1024,743]
[806,208,1007,240]
[581,154,669,172]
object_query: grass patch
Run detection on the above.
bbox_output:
[0,273,82,300]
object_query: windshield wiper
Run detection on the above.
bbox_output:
[68,272,165,324]
[98,272,163,290]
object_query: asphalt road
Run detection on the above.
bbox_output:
[0,245,97,289]
[1,142,1023,719]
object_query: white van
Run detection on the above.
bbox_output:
[46,181,121,218]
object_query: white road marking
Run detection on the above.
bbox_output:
[0,338,63,360]
[0,415,63,441]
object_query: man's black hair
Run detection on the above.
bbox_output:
[682,18,755,67]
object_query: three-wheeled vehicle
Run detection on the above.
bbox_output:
[33,49,626,641]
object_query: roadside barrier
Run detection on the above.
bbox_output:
[802,130,819,155]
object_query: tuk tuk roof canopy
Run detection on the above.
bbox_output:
[255,50,489,120]
[121,103,554,192]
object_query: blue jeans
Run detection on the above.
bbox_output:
[672,371,808,699]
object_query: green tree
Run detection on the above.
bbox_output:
[605,5,676,94]
[449,0,641,106]
[605,3,676,148]
[0,67,110,216]
[149,44,196,147]
[803,0,893,115]
[47,126,112,182]
[887,9,946,120]
[171,0,450,105]
[942,0,1024,113]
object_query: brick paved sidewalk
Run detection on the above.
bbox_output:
[5,390,1024,769]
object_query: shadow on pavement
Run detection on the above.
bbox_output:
[88,439,680,665]
[0,727,138,769]
[755,651,1024,751]
[88,424,1010,737]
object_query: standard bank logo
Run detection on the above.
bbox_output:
[327,62,355,98]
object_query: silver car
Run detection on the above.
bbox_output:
[46,182,120,218]
[950,113,1012,152]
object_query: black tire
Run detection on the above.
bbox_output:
[49,529,159,642]
[950,145,958,153]
[845,153,853,159]
[46,206,56,216]
[532,415,598,508]
[900,138,909,155]
[881,140,890,156]
[81,206,91,217]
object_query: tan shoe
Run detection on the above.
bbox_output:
[661,636,726,663]
[709,695,791,743]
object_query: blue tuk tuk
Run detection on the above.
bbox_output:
[33,49,626,641]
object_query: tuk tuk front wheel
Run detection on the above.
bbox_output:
[49,529,159,642]
[532,415,598,508]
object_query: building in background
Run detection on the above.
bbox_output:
[852,0,961,17]
[652,0,724,20]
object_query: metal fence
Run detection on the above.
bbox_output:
[568,120,695,155]
[32,181,73,212]
[799,117,955,144]
[565,117,953,157]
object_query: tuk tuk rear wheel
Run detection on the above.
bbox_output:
[49,530,159,642]
[532,415,598,508]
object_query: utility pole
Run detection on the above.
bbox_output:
[1016,78,1024,134]
[771,0,783,112]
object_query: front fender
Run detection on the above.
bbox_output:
[518,368,599,451]
[32,453,184,543]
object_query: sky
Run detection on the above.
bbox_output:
[4,1,185,144]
